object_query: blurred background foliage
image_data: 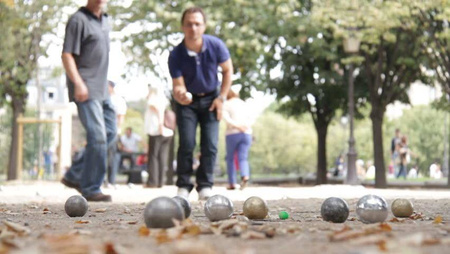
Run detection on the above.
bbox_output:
[0,0,448,184]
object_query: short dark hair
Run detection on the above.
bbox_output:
[181,7,206,25]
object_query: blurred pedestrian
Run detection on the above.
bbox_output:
[106,80,127,187]
[391,128,401,175]
[144,86,174,188]
[396,135,410,179]
[223,86,254,190]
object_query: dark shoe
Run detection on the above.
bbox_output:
[61,178,81,193]
[226,185,236,190]
[85,193,112,202]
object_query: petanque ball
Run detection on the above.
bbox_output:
[64,195,88,217]
[204,195,234,222]
[391,198,414,217]
[243,196,269,220]
[173,196,191,218]
[356,194,388,224]
[144,197,185,228]
[321,197,349,223]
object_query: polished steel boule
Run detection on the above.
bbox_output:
[356,194,388,224]
[204,195,234,222]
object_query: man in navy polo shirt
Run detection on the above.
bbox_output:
[169,7,233,200]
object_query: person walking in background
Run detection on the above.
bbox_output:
[397,135,410,179]
[108,80,127,134]
[105,80,127,187]
[223,86,254,190]
[60,0,115,202]
[119,127,142,171]
[391,128,401,176]
[169,7,233,200]
[144,86,174,188]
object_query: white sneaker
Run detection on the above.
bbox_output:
[177,188,190,200]
[198,187,212,201]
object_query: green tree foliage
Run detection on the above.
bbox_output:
[112,0,354,184]
[0,0,70,180]
[312,0,437,187]
[110,0,448,187]
[266,1,354,184]
[247,110,317,175]
[414,1,450,95]
[109,0,295,93]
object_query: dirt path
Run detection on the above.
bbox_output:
[0,182,449,253]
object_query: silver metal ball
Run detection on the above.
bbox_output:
[391,198,414,217]
[204,195,234,222]
[321,197,349,223]
[64,195,88,217]
[356,194,388,224]
[144,197,185,228]
[243,196,269,220]
[173,196,191,218]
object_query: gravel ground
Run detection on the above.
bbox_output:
[0,182,449,254]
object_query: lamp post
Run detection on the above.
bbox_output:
[343,36,360,185]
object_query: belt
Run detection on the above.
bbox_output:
[192,90,216,98]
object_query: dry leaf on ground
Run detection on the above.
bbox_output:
[95,208,107,213]
[75,220,90,224]
[170,240,218,254]
[3,221,31,236]
[433,215,443,224]
[69,230,93,235]
[330,223,391,242]
[409,212,424,220]
[241,230,267,239]
[138,226,150,236]
[389,218,405,223]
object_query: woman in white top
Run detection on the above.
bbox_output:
[223,87,254,190]
[144,86,174,187]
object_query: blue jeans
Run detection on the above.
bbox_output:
[107,135,120,184]
[64,99,116,197]
[397,163,407,179]
[226,133,252,185]
[175,92,219,192]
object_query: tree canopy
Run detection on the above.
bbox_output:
[0,0,71,179]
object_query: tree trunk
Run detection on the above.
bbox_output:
[7,99,25,180]
[447,110,450,188]
[316,124,328,185]
[370,106,387,188]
